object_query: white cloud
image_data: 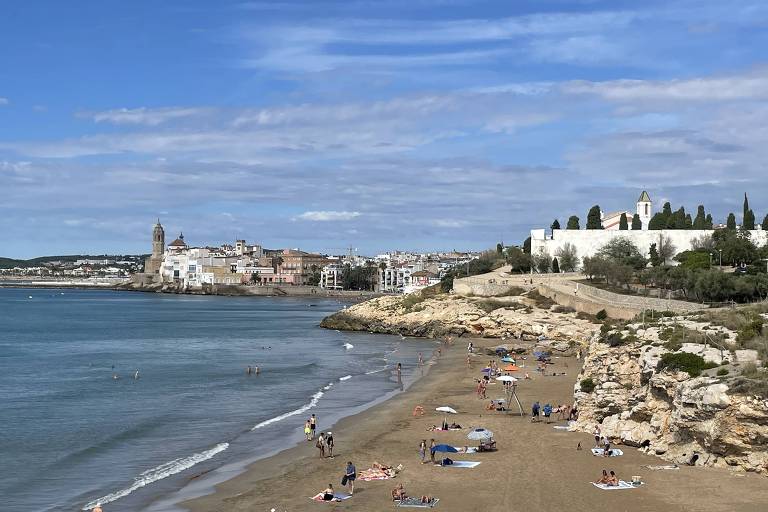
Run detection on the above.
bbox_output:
[84,107,210,126]
[295,211,361,221]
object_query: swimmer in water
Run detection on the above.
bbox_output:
[112,373,119,380]
[254,366,260,375]
[247,366,252,375]
[134,370,140,380]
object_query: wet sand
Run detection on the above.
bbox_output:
[183,338,768,512]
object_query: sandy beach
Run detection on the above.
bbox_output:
[184,338,768,512]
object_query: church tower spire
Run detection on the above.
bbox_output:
[636,191,652,230]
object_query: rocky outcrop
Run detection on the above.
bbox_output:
[320,293,599,354]
[574,336,768,474]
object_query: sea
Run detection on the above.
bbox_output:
[0,287,431,512]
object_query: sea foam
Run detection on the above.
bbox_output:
[251,382,333,431]
[82,442,228,510]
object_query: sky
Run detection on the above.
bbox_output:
[2,0,768,258]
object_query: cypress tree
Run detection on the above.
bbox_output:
[685,213,693,229]
[552,258,560,273]
[649,243,661,267]
[523,236,531,254]
[693,205,706,229]
[727,212,737,230]
[586,205,602,229]
[763,214,768,231]
[705,214,713,229]
[648,212,666,230]
[744,209,756,230]
[551,219,560,231]
[743,193,750,225]
[631,213,642,230]
[566,215,580,230]
[662,201,672,219]
[619,213,628,230]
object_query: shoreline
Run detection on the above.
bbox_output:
[179,337,768,512]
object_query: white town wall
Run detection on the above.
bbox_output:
[531,228,768,270]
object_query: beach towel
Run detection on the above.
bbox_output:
[591,448,624,457]
[311,493,352,502]
[553,425,569,430]
[452,447,478,453]
[438,461,481,468]
[592,481,639,490]
[396,498,440,508]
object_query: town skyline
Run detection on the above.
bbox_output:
[3,1,768,258]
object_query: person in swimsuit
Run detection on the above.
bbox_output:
[304,420,312,441]
[608,471,619,486]
[429,439,436,463]
[418,439,427,463]
[310,414,317,440]
[316,432,326,458]
[345,461,356,495]
[593,425,601,447]
[392,483,407,501]
[595,469,610,485]
[326,431,335,458]
[322,484,335,501]
[91,504,103,512]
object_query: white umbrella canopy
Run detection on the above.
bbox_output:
[435,406,457,414]
[495,376,518,383]
[467,428,494,441]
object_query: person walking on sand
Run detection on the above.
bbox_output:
[543,402,552,424]
[316,432,326,458]
[310,413,317,440]
[326,431,335,458]
[593,425,601,448]
[304,420,312,441]
[419,439,427,463]
[531,401,540,422]
[344,461,356,495]
[429,439,437,463]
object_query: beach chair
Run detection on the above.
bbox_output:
[478,440,497,452]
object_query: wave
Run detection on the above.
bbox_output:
[81,443,228,510]
[339,375,352,381]
[343,342,354,350]
[251,382,332,430]
[364,366,389,375]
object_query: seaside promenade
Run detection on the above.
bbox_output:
[184,339,768,512]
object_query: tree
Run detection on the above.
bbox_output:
[532,248,550,273]
[648,212,666,230]
[551,219,561,231]
[649,243,661,267]
[523,236,531,254]
[566,215,580,230]
[506,247,531,273]
[586,205,602,229]
[705,214,713,229]
[554,242,579,272]
[690,233,715,251]
[674,251,711,270]
[658,235,676,264]
[727,213,737,230]
[662,202,673,219]
[496,243,503,255]
[743,193,750,225]
[596,237,647,270]
[667,206,686,229]
[763,214,768,231]
[552,258,560,273]
[744,209,756,230]
[631,213,642,230]
[693,205,706,229]
[685,214,693,229]
[619,213,628,230]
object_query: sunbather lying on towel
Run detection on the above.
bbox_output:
[392,483,407,501]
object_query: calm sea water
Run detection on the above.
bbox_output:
[0,288,429,512]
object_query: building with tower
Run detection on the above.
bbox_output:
[143,220,165,274]
[636,190,652,230]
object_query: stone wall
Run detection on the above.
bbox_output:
[531,228,768,270]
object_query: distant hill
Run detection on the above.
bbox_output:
[0,254,149,269]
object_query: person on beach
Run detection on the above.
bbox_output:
[310,414,317,439]
[429,439,437,463]
[396,363,402,381]
[326,431,335,458]
[593,425,601,448]
[418,352,424,368]
[392,483,407,501]
[316,432,326,458]
[543,403,552,423]
[304,420,312,441]
[467,341,473,354]
[531,401,540,422]
[419,439,427,463]
[322,484,335,501]
[603,437,611,457]
[344,461,356,495]
[466,354,471,368]
[608,471,619,486]
[595,469,610,485]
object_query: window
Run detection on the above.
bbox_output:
[645,204,649,215]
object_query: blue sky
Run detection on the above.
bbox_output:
[2,0,768,258]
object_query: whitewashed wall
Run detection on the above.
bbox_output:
[531,228,768,270]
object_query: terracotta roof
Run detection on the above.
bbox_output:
[638,190,651,202]
[169,233,187,247]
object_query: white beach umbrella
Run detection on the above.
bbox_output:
[495,376,518,383]
[435,406,457,414]
[467,428,494,441]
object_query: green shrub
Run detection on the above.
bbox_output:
[596,309,608,321]
[580,377,596,393]
[656,352,718,377]
[602,332,625,347]
[526,290,556,309]
[717,368,729,376]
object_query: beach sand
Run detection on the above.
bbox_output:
[183,338,768,512]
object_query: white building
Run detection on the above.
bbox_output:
[319,264,344,290]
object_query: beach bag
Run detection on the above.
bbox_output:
[442,458,454,465]
[341,475,348,486]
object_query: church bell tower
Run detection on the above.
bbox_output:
[152,219,165,258]
[636,191,652,230]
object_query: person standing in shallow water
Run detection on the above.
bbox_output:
[310,413,317,440]
[304,419,312,441]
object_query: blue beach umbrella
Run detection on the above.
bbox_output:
[432,444,459,453]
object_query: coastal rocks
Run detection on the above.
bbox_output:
[575,338,768,474]
[320,292,600,353]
